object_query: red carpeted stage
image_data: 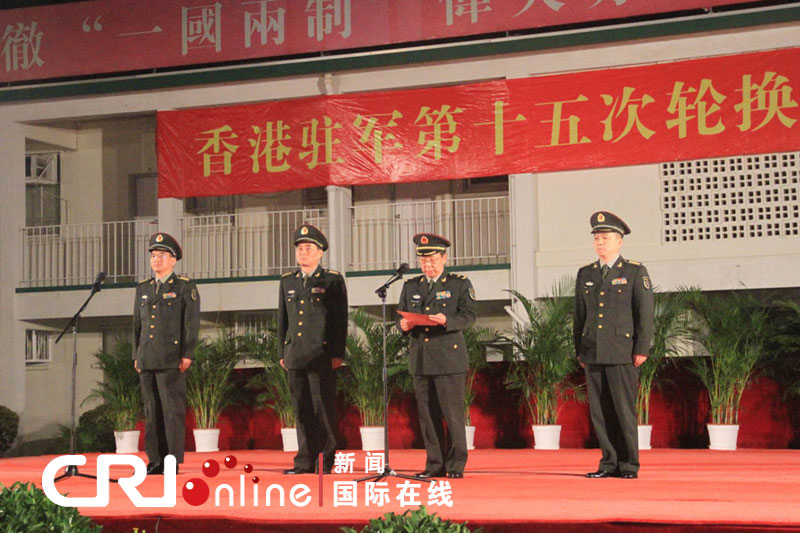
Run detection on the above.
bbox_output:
[3,448,799,532]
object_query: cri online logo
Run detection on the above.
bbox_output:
[42,454,312,508]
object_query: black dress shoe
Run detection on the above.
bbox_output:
[619,471,638,479]
[283,467,314,475]
[414,470,445,478]
[146,462,164,475]
[446,472,463,479]
[586,470,614,478]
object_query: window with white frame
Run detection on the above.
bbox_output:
[661,152,800,243]
[25,329,53,364]
[25,152,63,227]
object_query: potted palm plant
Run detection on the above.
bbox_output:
[683,288,772,450]
[462,325,497,450]
[636,290,690,449]
[186,331,242,452]
[83,338,142,453]
[341,308,409,451]
[244,326,297,452]
[504,280,584,450]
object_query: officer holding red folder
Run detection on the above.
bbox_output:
[397,233,477,479]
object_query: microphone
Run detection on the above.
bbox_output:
[375,263,409,294]
[91,271,106,293]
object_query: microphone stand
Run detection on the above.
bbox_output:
[54,277,116,483]
[356,267,427,484]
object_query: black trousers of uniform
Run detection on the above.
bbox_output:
[585,363,640,473]
[413,372,467,474]
[288,366,338,471]
[139,368,187,464]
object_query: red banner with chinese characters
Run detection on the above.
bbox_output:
[1,0,754,83]
[157,47,800,198]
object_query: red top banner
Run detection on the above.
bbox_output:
[157,47,800,199]
[2,0,753,83]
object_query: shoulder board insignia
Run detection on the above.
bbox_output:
[583,262,596,269]
[327,270,340,275]
[282,272,294,277]
[456,273,468,279]
[627,260,641,266]
[178,275,191,281]
[138,278,151,285]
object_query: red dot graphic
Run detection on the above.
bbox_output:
[243,463,253,473]
[224,455,238,469]
[252,476,259,484]
[182,479,210,506]
[202,459,220,477]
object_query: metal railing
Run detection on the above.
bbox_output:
[351,196,510,271]
[20,196,508,287]
[21,219,157,287]
[180,209,328,279]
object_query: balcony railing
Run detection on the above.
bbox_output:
[180,209,328,279]
[20,196,509,288]
[351,196,510,271]
[21,219,157,288]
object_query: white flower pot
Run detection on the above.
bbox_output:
[532,425,561,450]
[465,425,475,451]
[281,427,298,452]
[707,424,739,451]
[638,425,652,450]
[359,426,385,451]
[193,428,220,452]
[114,430,140,454]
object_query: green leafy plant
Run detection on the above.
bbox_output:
[769,299,800,400]
[244,324,295,427]
[341,308,408,427]
[187,331,242,429]
[462,325,498,426]
[59,404,116,454]
[683,288,772,425]
[0,405,20,456]
[0,481,101,532]
[637,290,690,425]
[503,279,584,426]
[341,505,479,533]
[82,338,142,431]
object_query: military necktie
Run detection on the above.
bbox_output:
[303,275,309,288]
[601,264,610,281]
[155,280,162,295]
[428,278,435,291]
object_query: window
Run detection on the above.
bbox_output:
[25,152,62,227]
[184,194,237,215]
[25,329,52,364]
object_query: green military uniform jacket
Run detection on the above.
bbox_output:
[132,273,201,370]
[396,271,477,375]
[278,265,348,371]
[574,256,654,365]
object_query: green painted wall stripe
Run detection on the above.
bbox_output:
[15,264,510,293]
[2,7,799,103]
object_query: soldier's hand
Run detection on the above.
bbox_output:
[429,313,447,326]
[179,357,193,373]
[280,358,286,369]
[633,354,647,367]
[332,357,344,370]
[134,360,141,373]
[400,318,411,332]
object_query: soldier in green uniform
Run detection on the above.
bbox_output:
[574,212,654,480]
[133,232,200,475]
[279,224,348,475]
[397,233,477,479]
